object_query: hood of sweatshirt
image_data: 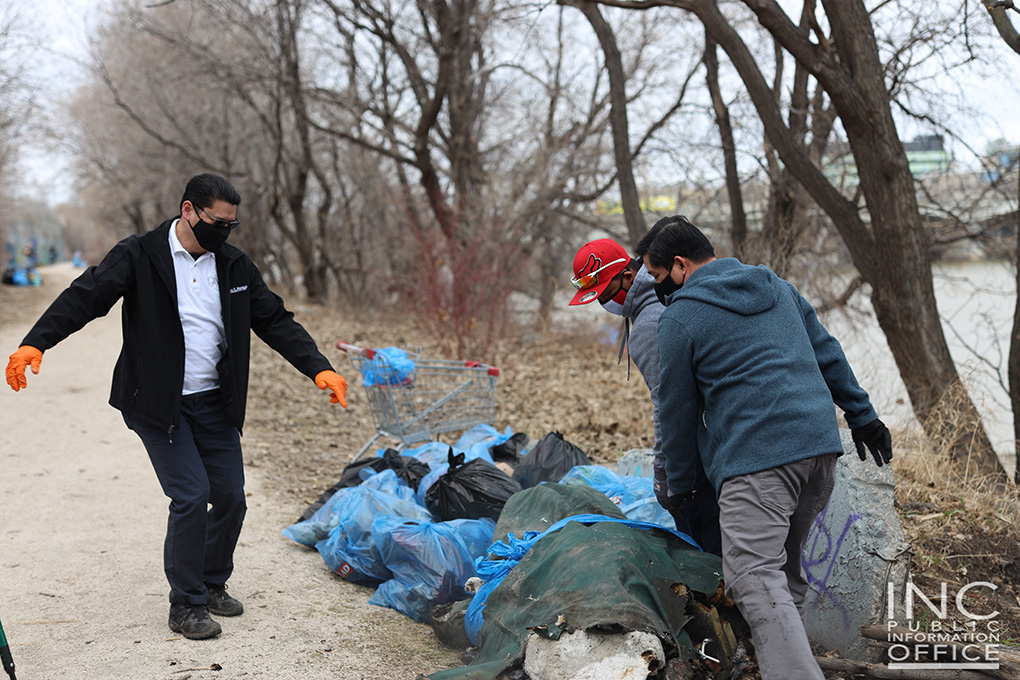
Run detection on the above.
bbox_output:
[667,257,779,316]
[622,264,661,320]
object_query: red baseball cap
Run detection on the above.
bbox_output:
[568,238,630,305]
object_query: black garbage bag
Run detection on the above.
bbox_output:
[297,448,430,522]
[379,448,431,491]
[425,450,522,521]
[488,432,529,467]
[511,431,591,489]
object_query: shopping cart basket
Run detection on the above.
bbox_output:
[337,341,500,460]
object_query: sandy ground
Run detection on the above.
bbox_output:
[0,263,461,680]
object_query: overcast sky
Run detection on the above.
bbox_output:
[14,0,1020,206]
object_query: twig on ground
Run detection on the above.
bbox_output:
[816,656,999,679]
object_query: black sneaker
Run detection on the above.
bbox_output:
[206,584,244,617]
[168,603,221,639]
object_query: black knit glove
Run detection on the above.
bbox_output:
[851,418,893,467]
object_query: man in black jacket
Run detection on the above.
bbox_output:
[5,173,349,640]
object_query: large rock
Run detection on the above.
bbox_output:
[801,429,911,659]
[616,448,655,478]
[523,629,664,680]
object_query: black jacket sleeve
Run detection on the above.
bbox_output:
[22,238,135,351]
[245,258,333,380]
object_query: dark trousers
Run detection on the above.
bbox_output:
[669,470,723,557]
[125,390,247,605]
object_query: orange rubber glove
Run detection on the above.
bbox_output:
[315,369,348,407]
[6,345,43,391]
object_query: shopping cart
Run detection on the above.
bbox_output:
[336,341,500,461]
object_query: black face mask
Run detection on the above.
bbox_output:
[654,273,683,306]
[190,215,231,253]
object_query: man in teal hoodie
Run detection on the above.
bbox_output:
[636,216,892,680]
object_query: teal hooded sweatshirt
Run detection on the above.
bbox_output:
[656,258,877,496]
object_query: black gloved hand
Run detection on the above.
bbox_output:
[851,418,893,467]
[662,489,697,512]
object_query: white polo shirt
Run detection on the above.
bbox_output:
[169,220,225,395]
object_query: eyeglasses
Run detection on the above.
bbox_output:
[570,257,627,290]
[195,205,241,230]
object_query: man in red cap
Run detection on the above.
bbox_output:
[569,238,722,555]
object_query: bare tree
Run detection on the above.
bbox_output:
[0,0,35,244]
[309,0,648,354]
[66,0,393,304]
[562,0,647,246]
[984,0,1020,52]
[703,31,747,259]
[593,0,1006,474]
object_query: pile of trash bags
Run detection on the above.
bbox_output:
[284,426,679,618]
[283,425,741,677]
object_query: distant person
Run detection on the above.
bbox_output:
[568,238,721,555]
[636,216,892,680]
[72,250,85,268]
[5,173,350,640]
[22,241,37,268]
[47,245,59,264]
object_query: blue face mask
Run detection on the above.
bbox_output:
[599,298,624,316]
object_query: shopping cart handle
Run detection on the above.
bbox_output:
[463,360,500,376]
[336,340,376,359]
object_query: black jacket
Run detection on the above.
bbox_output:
[22,219,333,435]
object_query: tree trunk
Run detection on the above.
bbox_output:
[704,33,746,259]
[570,0,646,248]
[817,0,999,471]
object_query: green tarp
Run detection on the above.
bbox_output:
[430,484,727,680]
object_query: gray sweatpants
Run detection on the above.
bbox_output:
[718,453,837,680]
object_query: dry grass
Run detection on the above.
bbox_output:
[891,401,1020,644]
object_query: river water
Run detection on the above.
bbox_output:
[821,260,1016,475]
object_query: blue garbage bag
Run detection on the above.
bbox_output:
[282,486,355,547]
[361,347,416,387]
[369,580,443,624]
[282,470,416,547]
[312,485,432,585]
[454,424,506,450]
[368,516,495,622]
[559,465,674,529]
[360,468,416,497]
[462,428,512,465]
[401,441,457,470]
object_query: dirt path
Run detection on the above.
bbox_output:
[0,263,460,680]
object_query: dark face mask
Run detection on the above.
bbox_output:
[654,269,684,306]
[191,215,231,253]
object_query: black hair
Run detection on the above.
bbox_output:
[636,215,714,270]
[180,173,242,212]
